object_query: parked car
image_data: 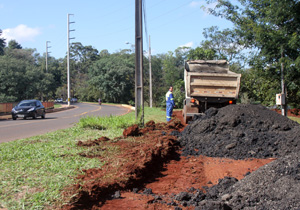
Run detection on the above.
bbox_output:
[71,98,78,103]
[65,98,77,103]
[55,98,63,103]
[11,99,46,120]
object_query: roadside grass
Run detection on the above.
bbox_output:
[0,106,166,209]
[77,106,166,130]
[289,116,300,124]
[54,104,62,109]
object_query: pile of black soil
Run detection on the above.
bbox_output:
[223,152,300,209]
[180,104,300,159]
[176,104,300,209]
[160,152,300,210]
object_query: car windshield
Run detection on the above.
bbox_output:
[19,102,35,106]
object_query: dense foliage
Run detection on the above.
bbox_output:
[205,0,300,107]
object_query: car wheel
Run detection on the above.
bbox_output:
[41,111,46,119]
[12,116,17,120]
[33,112,37,119]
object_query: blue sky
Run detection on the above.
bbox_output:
[0,0,233,59]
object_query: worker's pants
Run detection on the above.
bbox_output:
[166,104,173,122]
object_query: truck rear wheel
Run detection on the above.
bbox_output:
[183,105,191,124]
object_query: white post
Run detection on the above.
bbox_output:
[149,35,152,108]
[67,14,75,106]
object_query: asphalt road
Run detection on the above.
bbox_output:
[0,103,131,143]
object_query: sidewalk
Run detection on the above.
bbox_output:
[0,105,75,120]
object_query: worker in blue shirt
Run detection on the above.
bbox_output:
[166,86,175,122]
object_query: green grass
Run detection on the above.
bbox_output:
[0,106,166,209]
[54,104,62,109]
[289,116,300,124]
[77,107,166,131]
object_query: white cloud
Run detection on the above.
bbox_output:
[180,41,194,48]
[2,24,41,44]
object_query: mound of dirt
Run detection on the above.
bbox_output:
[223,152,300,209]
[59,106,300,210]
[155,152,299,210]
[61,120,184,210]
[177,104,300,209]
[170,152,300,210]
[180,104,300,159]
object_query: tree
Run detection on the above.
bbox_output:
[88,52,135,103]
[8,40,22,49]
[0,29,6,55]
[201,26,244,62]
[70,42,99,74]
[172,80,185,109]
[240,66,280,105]
[161,47,188,88]
[0,47,60,102]
[5,47,36,63]
[145,54,165,107]
[207,0,300,61]
[0,55,33,101]
[187,46,217,60]
[205,0,300,106]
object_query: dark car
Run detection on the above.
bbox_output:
[11,99,46,120]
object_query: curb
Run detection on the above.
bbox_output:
[46,105,75,113]
[81,102,135,110]
[121,104,135,110]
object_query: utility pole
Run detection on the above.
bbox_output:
[149,35,152,108]
[281,46,287,116]
[67,14,75,106]
[135,0,144,125]
[46,41,51,73]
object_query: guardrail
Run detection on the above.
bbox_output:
[0,102,54,114]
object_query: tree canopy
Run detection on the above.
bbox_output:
[8,40,22,49]
[0,29,5,55]
[205,0,300,107]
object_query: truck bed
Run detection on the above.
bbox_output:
[188,72,241,98]
[184,60,241,99]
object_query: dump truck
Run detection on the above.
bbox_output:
[183,60,241,123]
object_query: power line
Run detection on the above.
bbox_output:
[150,8,200,31]
[79,0,194,39]
[147,0,168,9]
[91,2,134,19]
[148,0,194,22]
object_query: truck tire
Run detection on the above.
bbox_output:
[183,105,190,124]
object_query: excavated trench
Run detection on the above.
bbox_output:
[60,105,300,210]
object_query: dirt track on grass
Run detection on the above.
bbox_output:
[60,104,300,210]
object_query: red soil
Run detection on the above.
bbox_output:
[60,111,274,210]
[101,156,272,210]
[272,108,300,117]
